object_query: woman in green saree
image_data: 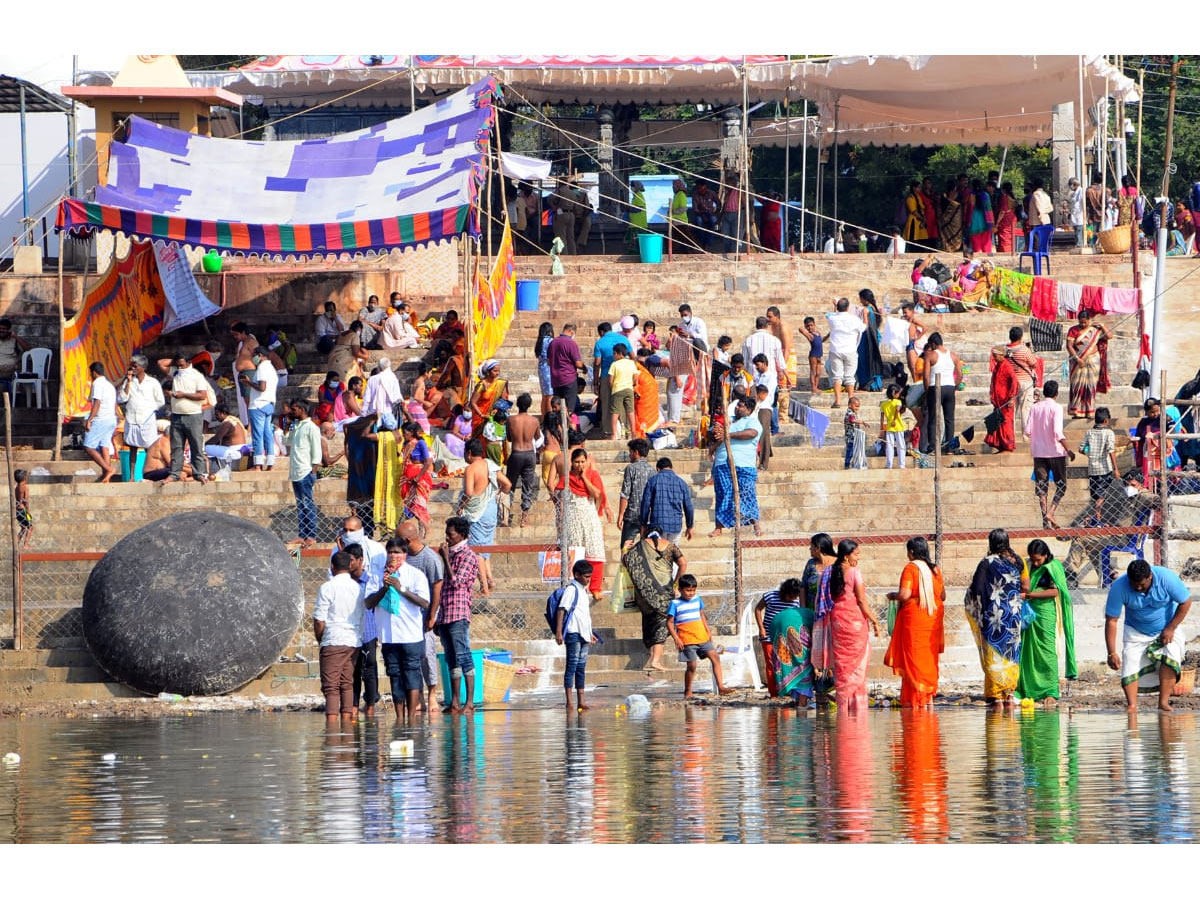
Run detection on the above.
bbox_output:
[1018,539,1077,705]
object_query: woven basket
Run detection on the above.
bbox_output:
[1173,666,1196,696]
[1098,227,1131,254]
[482,658,515,704]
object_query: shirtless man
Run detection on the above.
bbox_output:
[204,401,247,474]
[900,303,927,382]
[765,305,794,371]
[504,393,542,528]
[230,321,260,424]
[457,439,511,596]
[144,424,192,481]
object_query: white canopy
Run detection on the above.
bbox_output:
[759,55,1138,147]
[83,54,1139,148]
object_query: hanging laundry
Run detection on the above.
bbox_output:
[1056,282,1083,318]
[1101,286,1141,315]
[789,397,831,448]
[1080,284,1105,316]
[1029,277,1059,321]
[881,316,910,355]
[992,268,1034,315]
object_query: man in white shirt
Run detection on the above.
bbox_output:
[677,303,709,352]
[362,356,403,425]
[334,515,386,718]
[555,559,597,711]
[83,361,118,483]
[379,300,420,350]
[315,301,346,354]
[242,345,278,471]
[824,297,867,409]
[744,316,788,434]
[166,353,214,484]
[1067,176,1084,246]
[313,550,366,723]
[366,537,432,723]
[284,399,323,548]
[116,353,164,480]
[1031,178,1054,227]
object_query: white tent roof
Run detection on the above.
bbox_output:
[759,55,1137,147]
[79,54,1138,148]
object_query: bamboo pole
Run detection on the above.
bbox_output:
[558,404,569,590]
[800,96,808,250]
[783,87,790,254]
[1160,369,1170,568]
[4,392,18,651]
[1136,68,1145,194]
[720,382,744,622]
[53,229,66,461]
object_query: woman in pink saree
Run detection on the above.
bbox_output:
[828,538,883,714]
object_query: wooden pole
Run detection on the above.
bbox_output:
[1160,369,1170,568]
[741,58,751,257]
[721,383,744,622]
[462,235,474,397]
[1151,57,1181,390]
[933,374,943,566]
[558,403,569,590]
[783,87,790,253]
[4,392,18,650]
[1136,68,1145,195]
[485,139,494,264]
[53,229,66,461]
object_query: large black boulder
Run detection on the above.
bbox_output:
[82,512,304,696]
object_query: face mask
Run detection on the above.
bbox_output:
[682,316,691,323]
[342,529,364,547]
[463,411,473,421]
[210,351,221,364]
[1125,485,1139,498]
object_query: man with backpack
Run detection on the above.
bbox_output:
[549,560,598,711]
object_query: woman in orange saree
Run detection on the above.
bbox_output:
[469,359,509,440]
[828,538,883,714]
[632,360,662,438]
[883,537,946,709]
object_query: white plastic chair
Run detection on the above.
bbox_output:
[11,348,52,409]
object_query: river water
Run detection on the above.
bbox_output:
[0,707,1195,842]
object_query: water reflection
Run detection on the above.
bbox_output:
[2,708,1200,843]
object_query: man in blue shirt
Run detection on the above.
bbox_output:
[591,322,633,439]
[1105,559,1193,712]
[639,457,694,542]
[709,396,763,538]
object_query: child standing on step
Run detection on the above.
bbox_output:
[879,384,907,469]
[1083,406,1119,523]
[13,469,31,549]
[844,396,868,470]
[798,316,824,393]
[667,574,734,699]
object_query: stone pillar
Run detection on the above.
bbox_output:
[721,107,743,175]
[1051,102,1077,227]
[596,106,621,221]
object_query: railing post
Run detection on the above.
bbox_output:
[933,374,943,566]
[1160,369,1170,568]
[4,392,19,650]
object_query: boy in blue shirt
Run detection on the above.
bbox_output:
[1104,559,1193,713]
[667,574,735,699]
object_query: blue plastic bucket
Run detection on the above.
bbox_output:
[515,280,541,311]
[437,649,486,706]
[637,232,664,264]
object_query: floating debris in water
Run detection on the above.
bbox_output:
[389,740,414,758]
[101,753,116,762]
[2,752,18,765]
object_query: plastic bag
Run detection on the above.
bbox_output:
[610,565,635,614]
[887,598,899,636]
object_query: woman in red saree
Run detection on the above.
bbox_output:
[632,359,662,438]
[883,537,945,709]
[555,447,611,599]
[398,421,433,525]
[828,538,882,714]
[1066,310,1110,418]
[994,183,1018,253]
[759,192,783,252]
[984,354,1019,453]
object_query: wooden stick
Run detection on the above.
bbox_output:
[1160,368,1170,568]
[53,228,66,461]
[4,392,19,650]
